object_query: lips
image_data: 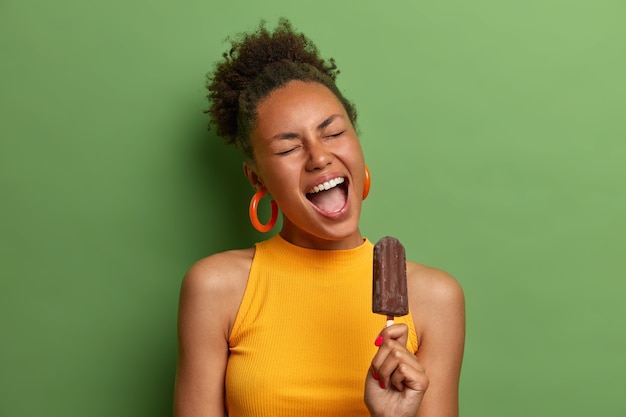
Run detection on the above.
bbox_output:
[306,176,348,213]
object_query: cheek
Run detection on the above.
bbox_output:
[262,164,299,193]
[340,141,365,166]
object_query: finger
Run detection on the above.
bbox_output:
[377,322,409,349]
[376,343,419,389]
[388,360,428,393]
[371,324,410,372]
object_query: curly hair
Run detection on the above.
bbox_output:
[205,18,358,161]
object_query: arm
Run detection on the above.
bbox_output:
[173,250,251,417]
[410,264,466,417]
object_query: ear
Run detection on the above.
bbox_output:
[243,162,264,190]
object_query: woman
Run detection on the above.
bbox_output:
[174,18,465,417]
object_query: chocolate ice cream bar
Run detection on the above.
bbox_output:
[372,236,408,322]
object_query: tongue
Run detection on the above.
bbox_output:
[308,186,345,213]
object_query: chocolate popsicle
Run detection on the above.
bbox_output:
[372,236,408,326]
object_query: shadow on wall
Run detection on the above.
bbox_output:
[148,114,272,417]
[188,115,273,255]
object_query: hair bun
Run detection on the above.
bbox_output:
[205,18,356,160]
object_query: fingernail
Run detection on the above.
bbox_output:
[373,371,379,380]
[374,335,383,346]
[379,380,386,389]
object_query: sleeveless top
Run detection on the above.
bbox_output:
[225,234,418,417]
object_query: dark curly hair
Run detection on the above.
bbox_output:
[205,18,358,161]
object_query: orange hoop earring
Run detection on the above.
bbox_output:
[362,165,371,200]
[249,189,278,233]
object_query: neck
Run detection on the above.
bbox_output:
[278,228,364,251]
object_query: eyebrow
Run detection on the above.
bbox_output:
[271,114,343,140]
[317,114,342,131]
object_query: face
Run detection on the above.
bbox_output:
[246,81,366,250]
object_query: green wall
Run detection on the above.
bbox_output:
[1,1,624,416]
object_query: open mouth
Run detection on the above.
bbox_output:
[306,177,348,213]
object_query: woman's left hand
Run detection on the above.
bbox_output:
[364,323,429,417]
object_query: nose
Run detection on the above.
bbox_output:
[305,139,333,171]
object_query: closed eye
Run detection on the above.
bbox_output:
[324,130,345,139]
[275,146,301,156]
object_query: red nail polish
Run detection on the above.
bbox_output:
[373,371,379,380]
[379,380,386,389]
[374,335,383,346]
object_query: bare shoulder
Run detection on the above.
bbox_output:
[406,261,465,339]
[178,248,255,339]
[183,248,255,290]
[407,261,464,309]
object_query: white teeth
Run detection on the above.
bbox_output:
[308,177,345,194]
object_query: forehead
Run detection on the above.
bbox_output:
[254,81,347,133]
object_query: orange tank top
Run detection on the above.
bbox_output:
[225,234,418,416]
